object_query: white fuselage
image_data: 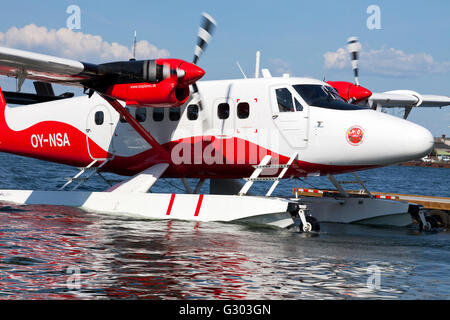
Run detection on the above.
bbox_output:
[0,76,434,177]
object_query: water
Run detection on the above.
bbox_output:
[0,153,449,300]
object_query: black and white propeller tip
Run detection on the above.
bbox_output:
[193,12,217,65]
[347,36,360,86]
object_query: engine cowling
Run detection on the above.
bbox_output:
[327,81,372,103]
[87,58,204,107]
[105,79,190,107]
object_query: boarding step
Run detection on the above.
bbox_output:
[239,152,299,196]
[64,177,88,181]
[59,159,111,191]
[327,173,373,198]
[252,164,290,169]
[334,180,367,184]
[244,177,280,182]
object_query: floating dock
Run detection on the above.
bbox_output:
[293,188,450,212]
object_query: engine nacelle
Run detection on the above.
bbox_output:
[327,81,372,103]
[95,58,204,107]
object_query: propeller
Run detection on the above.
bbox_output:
[193,13,217,65]
[80,14,215,107]
[327,37,372,104]
[347,37,360,86]
[191,13,217,110]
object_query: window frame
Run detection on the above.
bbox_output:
[152,107,165,122]
[169,107,181,122]
[187,104,199,121]
[275,87,296,112]
[95,111,104,125]
[217,103,230,120]
[237,102,250,119]
[135,108,147,123]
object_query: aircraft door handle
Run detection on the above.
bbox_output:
[272,115,278,120]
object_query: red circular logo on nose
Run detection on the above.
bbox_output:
[346,126,365,145]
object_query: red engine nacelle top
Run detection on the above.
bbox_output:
[327,81,372,103]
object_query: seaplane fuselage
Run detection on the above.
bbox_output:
[0,76,434,179]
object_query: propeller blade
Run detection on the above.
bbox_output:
[347,37,360,86]
[193,12,216,65]
[192,82,203,110]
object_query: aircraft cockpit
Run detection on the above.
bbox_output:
[292,84,369,110]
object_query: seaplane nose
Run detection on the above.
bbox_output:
[404,122,434,158]
[376,115,434,163]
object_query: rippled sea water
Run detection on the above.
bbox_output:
[0,153,449,299]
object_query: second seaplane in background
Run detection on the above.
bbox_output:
[327,37,450,119]
[0,15,439,231]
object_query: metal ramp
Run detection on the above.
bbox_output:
[59,159,111,191]
[239,152,298,196]
[327,173,373,198]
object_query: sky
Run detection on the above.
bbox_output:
[0,0,449,136]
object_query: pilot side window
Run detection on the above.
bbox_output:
[153,108,164,122]
[294,99,303,111]
[237,102,250,119]
[95,111,104,125]
[218,103,230,119]
[135,108,147,123]
[169,107,181,121]
[187,104,199,120]
[276,88,295,112]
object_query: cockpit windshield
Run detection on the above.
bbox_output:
[292,85,368,110]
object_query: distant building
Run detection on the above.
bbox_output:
[433,135,450,158]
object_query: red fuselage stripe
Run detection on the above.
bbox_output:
[194,194,204,217]
[166,194,176,216]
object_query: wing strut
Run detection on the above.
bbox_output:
[99,94,171,163]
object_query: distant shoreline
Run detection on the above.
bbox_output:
[399,161,450,168]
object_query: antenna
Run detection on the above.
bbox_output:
[130,31,137,61]
[255,50,260,78]
[236,61,247,78]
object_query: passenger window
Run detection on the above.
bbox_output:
[119,107,131,123]
[187,104,199,120]
[169,107,181,121]
[153,108,164,122]
[135,108,147,122]
[218,103,230,119]
[95,111,104,125]
[276,88,295,112]
[294,99,303,112]
[237,102,250,119]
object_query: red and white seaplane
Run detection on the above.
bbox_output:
[0,15,440,231]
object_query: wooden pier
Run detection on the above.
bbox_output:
[293,188,450,212]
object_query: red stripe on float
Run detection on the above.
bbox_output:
[166,194,176,216]
[194,194,204,217]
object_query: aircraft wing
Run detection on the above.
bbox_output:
[0,46,98,86]
[368,90,450,108]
